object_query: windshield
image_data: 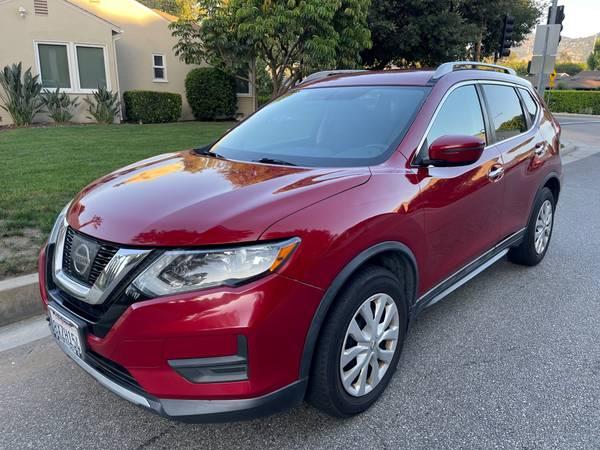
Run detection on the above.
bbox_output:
[210,86,430,167]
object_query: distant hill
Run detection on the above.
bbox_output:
[511,31,598,62]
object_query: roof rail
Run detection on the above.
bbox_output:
[300,69,368,85]
[431,61,516,80]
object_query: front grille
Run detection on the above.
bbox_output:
[63,227,118,286]
[89,245,119,284]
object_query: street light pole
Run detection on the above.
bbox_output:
[537,0,559,96]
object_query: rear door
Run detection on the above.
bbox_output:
[414,83,505,291]
[479,84,543,238]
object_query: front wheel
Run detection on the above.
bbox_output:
[307,266,408,417]
[509,187,555,266]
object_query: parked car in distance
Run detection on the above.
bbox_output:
[39,61,562,422]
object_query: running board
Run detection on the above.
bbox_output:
[420,249,508,309]
[411,229,524,317]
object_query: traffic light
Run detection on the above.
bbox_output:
[555,5,565,42]
[498,15,515,58]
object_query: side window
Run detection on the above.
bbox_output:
[424,85,486,151]
[482,85,527,141]
[519,88,539,124]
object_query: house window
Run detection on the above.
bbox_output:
[236,77,251,96]
[152,54,167,81]
[76,46,107,90]
[236,68,252,96]
[37,44,71,89]
[35,41,109,92]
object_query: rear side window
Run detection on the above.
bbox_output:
[482,85,527,142]
[519,88,539,124]
[423,85,487,151]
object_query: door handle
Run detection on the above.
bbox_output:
[534,142,546,156]
[488,165,504,181]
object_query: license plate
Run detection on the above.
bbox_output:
[48,305,85,359]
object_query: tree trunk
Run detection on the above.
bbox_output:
[269,65,280,100]
[474,39,482,62]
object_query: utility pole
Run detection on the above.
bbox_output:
[537,0,558,95]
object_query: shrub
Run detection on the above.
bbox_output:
[544,90,600,115]
[185,68,236,120]
[123,90,182,123]
[554,62,586,76]
[84,86,120,124]
[42,88,79,123]
[258,94,271,108]
[0,63,44,126]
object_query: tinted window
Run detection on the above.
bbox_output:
[519,88,538,124]
[482,85,527,141]
[211,86,430,167]
[424,85,486,150]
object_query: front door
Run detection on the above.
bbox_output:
[413,84,505,292]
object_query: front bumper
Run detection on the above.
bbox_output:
[40,244,323,422]
[61,336,307,422]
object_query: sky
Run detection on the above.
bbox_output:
[559,0,600,38]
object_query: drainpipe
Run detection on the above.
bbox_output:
[111,29,124,122]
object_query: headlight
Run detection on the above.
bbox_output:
[48,200,72,244]
[132,238,300,296]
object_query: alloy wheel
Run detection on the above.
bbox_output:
[339,293,400,397]
[534,199,553,254]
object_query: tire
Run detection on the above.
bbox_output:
[307,265,408,417]
[508,187,555,266]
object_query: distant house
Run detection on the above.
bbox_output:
[558,71,600,90]
[0,0,255,126]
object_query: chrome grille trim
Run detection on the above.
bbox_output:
[50,219,151,305]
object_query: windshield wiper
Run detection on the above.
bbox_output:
[254,158,297,166]
[194,145,226,159]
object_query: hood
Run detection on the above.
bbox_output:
[67,151,370,246]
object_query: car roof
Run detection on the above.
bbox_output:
[300,68,531,89]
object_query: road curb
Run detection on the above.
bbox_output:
[553,112,600,119]
[0,274,43,327]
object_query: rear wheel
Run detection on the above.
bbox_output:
[508,187,555,266]
[307,266,408,417]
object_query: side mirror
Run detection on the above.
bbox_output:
[426,135,485,166]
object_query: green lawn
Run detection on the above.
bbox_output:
[0,122,233,278]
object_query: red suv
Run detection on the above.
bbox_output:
[39,62,562,422]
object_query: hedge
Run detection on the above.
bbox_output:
[258,94,271,108]
[185,68,237,120]
[123,90,182,123]
[544,90,600,115]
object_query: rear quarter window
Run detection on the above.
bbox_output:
[518,88,539,124]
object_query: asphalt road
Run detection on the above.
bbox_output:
[1,120,600,449]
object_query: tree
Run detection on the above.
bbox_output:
[460,0,542,61]
[587,38,600,71]
[138,0,198,18]
[361,0,476,69]
[170,0,371,98]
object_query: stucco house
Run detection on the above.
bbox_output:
[0,0,255,126]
